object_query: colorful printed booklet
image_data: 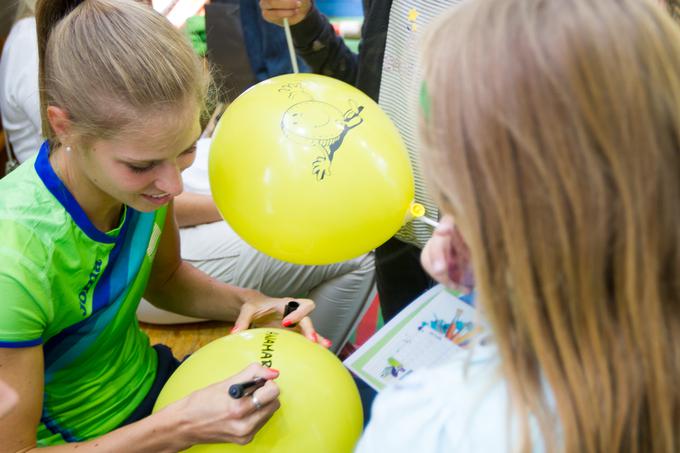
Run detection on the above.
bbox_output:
[344,284,493,391]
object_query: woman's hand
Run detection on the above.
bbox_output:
[260,0,313,26]
[231,292,332,349]
[166,364,281,446]
[420,215,474,293]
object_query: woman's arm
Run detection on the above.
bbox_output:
[144,202,324,341]
[173,192,222,228]
[144,201,255,321]
[0,379,18,420]
[0,346,44,453]
[0,346,281,453]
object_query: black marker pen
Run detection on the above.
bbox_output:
[228,377,266,399]
[282,300,300,327]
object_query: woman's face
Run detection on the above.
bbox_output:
[74,105,202,212]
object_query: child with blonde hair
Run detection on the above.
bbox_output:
[358,0,680,451]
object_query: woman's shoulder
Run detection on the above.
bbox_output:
[0,157,53,212]
[0,158,70,253]
[357,348,512,453]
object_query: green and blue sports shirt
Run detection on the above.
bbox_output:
[0,142,166,445]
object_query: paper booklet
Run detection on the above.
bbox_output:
[344,284,494,391]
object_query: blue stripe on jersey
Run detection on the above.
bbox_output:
[43,291,129,377]
[34,141,115,244]
[41,403,78,443]
[93,209,155,312]
[0,338,42,347]
[43,210,156,376]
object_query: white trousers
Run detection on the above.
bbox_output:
[137,221,375,351]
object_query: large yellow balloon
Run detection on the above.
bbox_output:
[209,73,414,265]
[153,328,363,452]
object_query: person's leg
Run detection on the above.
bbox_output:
[136,221,241,324]
[230,244,375,352]
[136,298,207,324]
[179,221,241,282]
[139,221,376,352]
[298,252,374,350]
[374,237,435,322]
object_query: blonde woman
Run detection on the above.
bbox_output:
[358,0,680,451]
[0,0,328,450]
[0,0,374,354]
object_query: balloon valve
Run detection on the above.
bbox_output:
[407,202,439,228]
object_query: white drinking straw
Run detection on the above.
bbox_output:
[282,18,300,74]
[415,215,440,229]
[409,202,440,229]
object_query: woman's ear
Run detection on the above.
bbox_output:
[46,106,72,144]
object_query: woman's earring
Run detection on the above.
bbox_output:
[65,145,72,153]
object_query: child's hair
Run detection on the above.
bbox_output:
[35,0,209,145]
[666,0,679,20]
[420,0,680,451]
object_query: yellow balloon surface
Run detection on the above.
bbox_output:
[209,73,414,265]
[153,328,363,452]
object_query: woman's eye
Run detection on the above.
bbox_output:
[127,163,153,173]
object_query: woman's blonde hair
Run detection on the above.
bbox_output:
[35,0,209,145]
[421,0,680,451]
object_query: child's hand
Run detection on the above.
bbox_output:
[260,0,313,27]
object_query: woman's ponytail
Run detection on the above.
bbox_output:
[35,0,83,138]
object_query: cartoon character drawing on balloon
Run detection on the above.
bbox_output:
[279,83,365,180]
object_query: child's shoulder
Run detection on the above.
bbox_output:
[359,350,514,452]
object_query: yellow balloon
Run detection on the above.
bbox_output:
[209,73,414,265]
[153,328,363,452]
